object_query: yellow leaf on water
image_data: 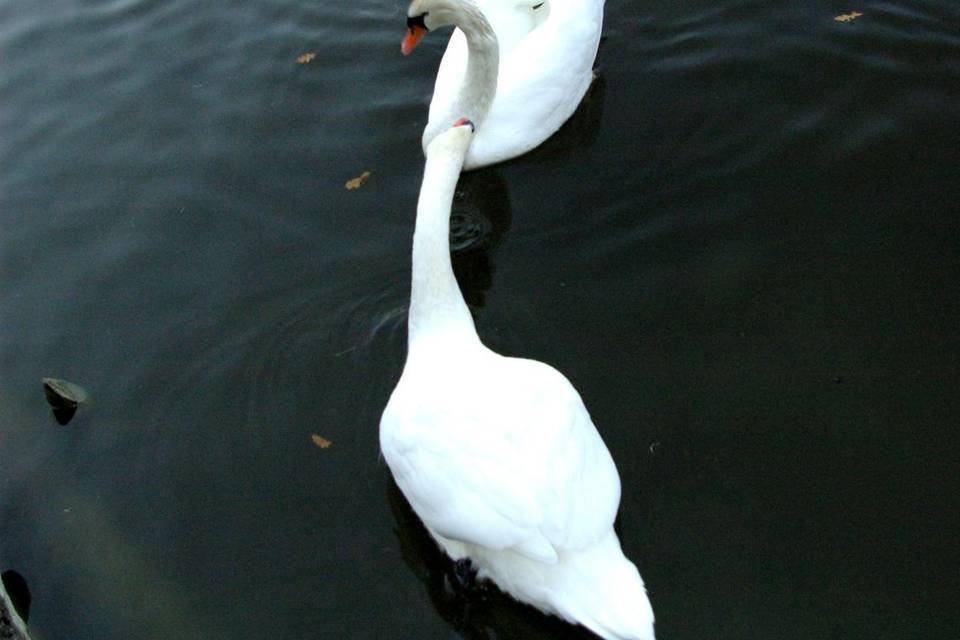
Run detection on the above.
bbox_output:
[297,52,317,64]
[311,434,332,449]
[834,11,863,22]
[345,171,371,190]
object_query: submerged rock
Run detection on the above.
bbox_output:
[0,573,29,624]
[0,571,31,640]
[41,377,89,425]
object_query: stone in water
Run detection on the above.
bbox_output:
[41,378,88,425]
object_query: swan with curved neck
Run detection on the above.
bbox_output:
[402,0,604,169]
[380,120,655,640]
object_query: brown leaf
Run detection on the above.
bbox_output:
[297,52,317,64]
[345,171,371,190]
[834,11,863,22]
[311,434,332,449]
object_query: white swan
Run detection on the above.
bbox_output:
[379,120,655,640]
[401,0,604,169]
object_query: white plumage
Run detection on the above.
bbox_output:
[403,0,604,169]
[380,123,655,640]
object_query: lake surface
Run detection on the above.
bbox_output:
[2,0,959,638]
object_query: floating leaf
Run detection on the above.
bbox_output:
[345,171,371,190]
[311,434,332,449]
[834,11,863,22]
[297,52,317,64]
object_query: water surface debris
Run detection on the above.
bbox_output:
[834,11,863,22]
[297,52,316,64]
[311,434,332,449]
[345,171,371,190]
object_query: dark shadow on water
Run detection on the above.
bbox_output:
[533,71,606,160]
[387,482,598,640]
[51,406,78,425]
[450,168,512,311]
[444,68,607,311]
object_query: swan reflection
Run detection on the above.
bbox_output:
[449,167,512,310]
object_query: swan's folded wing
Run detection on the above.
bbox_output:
[383,406,559,562]
[539,393,621,550]
[496,357,621,551]
[381,357,620,561]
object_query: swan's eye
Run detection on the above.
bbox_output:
[407,13,429,31]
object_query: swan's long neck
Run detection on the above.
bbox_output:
[408,136,479,349]
[452,2,499,126]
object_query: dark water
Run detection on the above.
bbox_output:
[2,0,959,638]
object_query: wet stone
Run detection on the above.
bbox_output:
[0,574,31,640]
[41,378,88,425]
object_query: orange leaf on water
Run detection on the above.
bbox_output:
[297,52,317,64]
[834,11,863,22]
[345,171,371,190]
[311,434,332,449]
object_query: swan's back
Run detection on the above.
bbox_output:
[426,0,605,168]
[382,350,620,556]
[381,349,655,639]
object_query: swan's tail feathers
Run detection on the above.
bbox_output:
[553,532,655,640]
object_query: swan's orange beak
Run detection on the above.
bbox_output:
[401,25,427,55]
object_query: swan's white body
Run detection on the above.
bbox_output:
[409,0,604,169]
[379,124,655,640]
